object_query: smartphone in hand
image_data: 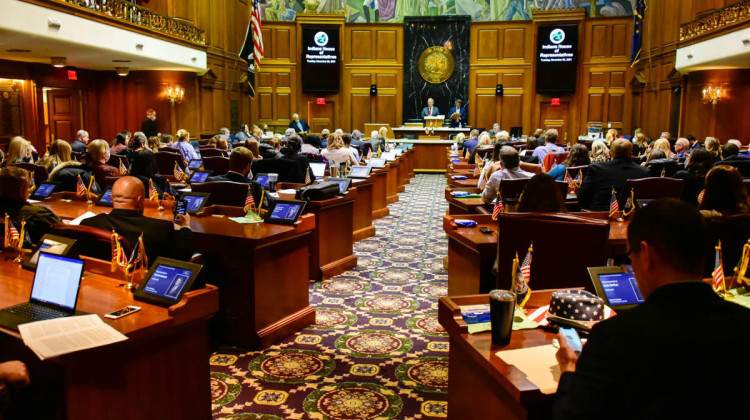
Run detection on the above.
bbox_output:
[174,199,188,223]
[559,327,583,354]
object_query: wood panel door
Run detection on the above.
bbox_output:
[47,89,81,144]
[540,102,569,141]
[308,101,334,134]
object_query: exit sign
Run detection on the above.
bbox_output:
[551,98,561,106]
[316,97,326,105]
[67,70,77,80]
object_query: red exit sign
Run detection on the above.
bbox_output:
[67,70,77,80]
[551,98,561,106]
[316,97,326,105]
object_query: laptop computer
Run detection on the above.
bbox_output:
[0,253,86,331]
[588,266,645,312]
[309,162,327,179]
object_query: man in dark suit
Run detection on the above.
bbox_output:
[420,97,440,119]
[140,109,158,138]
[577,139,650,211]
[289,113,310,134]
[718,142,750,176]
[554,199,750,419]
[448,99,468,128]
[206,146,264,204]
[81,176,192,263]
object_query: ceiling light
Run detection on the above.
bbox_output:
[50,57,66,68]
[116,67,130,76]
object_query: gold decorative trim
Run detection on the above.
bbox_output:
[680,0,750,42]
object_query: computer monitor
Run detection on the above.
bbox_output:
[588,266,645,311]
[309,162,327,178]
[134,257,202,307]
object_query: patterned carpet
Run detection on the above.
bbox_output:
[209,174,450,419]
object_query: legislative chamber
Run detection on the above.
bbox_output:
[1,0,749,419]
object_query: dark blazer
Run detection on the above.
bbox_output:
[0,197,62,245]
[577,157,650,211]
[718,155,750,177]
[281,153,315,182]
[448,106,468,128]
[81,208,192,263]
[289,119,310,133]
[672,169,705,206]
[554,282,750,419]
[70,139,87,154]
[141,117,158,138]
[133,174,175,199]
[206,171,264,204]
[421,106,440,118]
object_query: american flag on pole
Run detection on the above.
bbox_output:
[174,162,187,182]
[574,171,582,187]
[698,189,705,205]
[565,169,575,190]
[712,242,725,293]
[4,214,20,248]
[244,185,255,213]
[239,0,264,98]
[76,175,87,198]
[473,160,482,177]
[119,160,129,175]
[492,194,504,220]
[148,178,159,201]
[513,243,533,307]
[520,243,532,284]
[305,167,312,184]
[609,188,619,218]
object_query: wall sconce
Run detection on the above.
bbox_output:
[702,84,723,108]
[167,84,185,104]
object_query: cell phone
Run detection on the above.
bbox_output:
[173,199,188,222]
[479,226,493,234]
[104,305,141,319]
[559,327,583,354]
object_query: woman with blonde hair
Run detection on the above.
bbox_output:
[652,138,675,159]
[87,139,119,187]
[469,132,494,165]
[4,136,34,166]
[591,140,610,163]
[37,139,72,172]
[633,132,649,156]
[705,137,721,163]
[147,136,161,152]
[175,128,199,163]
[454,132,466,149]
[605,128,619,146]
[321,132,359,168]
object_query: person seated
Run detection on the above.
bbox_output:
[478,142,504,189]
[0,167,62,244]
[320,129,331,148]
[704,137,721,163]
[207,147,264,204]
[591,140,610,163]
[604,128,619,146]
[174,129,199,164]
[554,198,750,419]
[462,129,480,159]
[81,176,191,262]
[351,130,367,150]
[70,130,89,154]
[86,139,119,190]
[147,136,162,153]
[342,133,360,163]
[289,113,310,134]
[652,138,675,159]
[632,131,649,157]
[206,135,220,148]
[642,149,680,177]
[259,137,283,159]
[699,165,750,217]
[687,134,701,151]
[234,124,250,145]
[37,139,72,173]
[281,136,315,183]
[117,132,148,162]
[3,137,35,167]
[672,148,714,206]
[517,173,567,212]
[488,123,501,138]
[301,134,321,154]
[366,130,385,154]
[577,139,649,211]
[322,133,359,168]
[129,150,174,199]
[482,146,534,204]
[110,133,129,155]
[520,136,540,164]
[674,137,690,159]
[494,130,510,144]
[532,129,564,163]
[421,97,440,118]
[219,127,231,143]
[547,144,591,181]
[468,132,493,165]
[161,134,174,148]
[448,99,468,128]
[719,142,747,164]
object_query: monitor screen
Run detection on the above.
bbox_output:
[328,179,349,194]
[368,158,386,168]
[309,162,327,178]
[184,194,206,212]
[270,203,302,221]
[142,263,194,300]
[188,159,203,169]
[381,152,396,161]
[256,175,269,188]
[28,238,71,266]
[598,272,644,306]
[348,166,370,178]
[190,171,210,184]
[34,183,56,198]
[30,253,84,310]
[99,189,113,204]
[301,27,340,93]
[536,24,578,95]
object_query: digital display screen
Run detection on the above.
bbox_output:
[310,162,327,178]
[183,195,206,212]
[99,189,113,204]
[348,166,370,178]
[536,24,578,94]
[30,253,83,310]
[256,175,269,188]
[599,272,644,306]
[270,203,301,221]
[301,27,340,93]
[188,159,203,169]
[143,264,193,300]
[190,171,210,184]
[368,158,386,168]
[34,183,56,197]
[29,238,69,265]
[329,179,349,194]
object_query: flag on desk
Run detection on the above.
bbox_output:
[148,178,159,201]
[29,174,36,194]
[609,188,619,218]
[698,189,705,205]
[119,160,129,176]
[631,0,646,66]
[712,241,725,294]
[76,175,87,198]
[305,167,312,184]
[240,0,264,98]
[174,162,188,182]
[513,243,533,308]
[244,185,255,213]
[564,169,575,192]
[4,214,20,249]
[492,194,504,220]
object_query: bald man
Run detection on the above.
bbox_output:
[81,177,192,262]
[289,113,310,134]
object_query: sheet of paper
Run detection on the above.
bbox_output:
[67,211,97,226]
[277,189,297,195]
[496,344,561,394]
[727,288,750,309]
[19,314,128,360]
[228,217,264,225]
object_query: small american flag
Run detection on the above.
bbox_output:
[520,244,532,283]
[712,242,725,293]
[148,179,159,201]
[244,186,255,213]
[174,162,187,182]
[7,222,19,248]
[119,160,129,175]
[660,168,666,177]
[609,189,619,217]
[305,167,311,184]
[492,195,504,220]
[76,175,87,198]
[565,169,575,189]
[698,189,705,204]
[473,160,482,177]
[574,171,582,187]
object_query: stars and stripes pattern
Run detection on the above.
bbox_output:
[473,160,482,177]
[119,160,129,176]
[513,243,533,308]
[492,194,504,220]
[4,214,21,249]
[148,179,159,201]
[698,189,705,205]
[174,162,188,182]
[712,242,725,293]
[244,185,255,213]
[565,169,575,190]
[251,0,264,71]
[609,188,619,217]
[520,244,532,284]
[76,175,87,198]
[111,232,148,275]
[305,167,312,185]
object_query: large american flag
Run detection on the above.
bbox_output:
[240,0,264,97]
[251,0,264,69]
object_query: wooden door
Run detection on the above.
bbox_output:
[308,101,334,134]
[540,102,569,143]
[47,89,81,143]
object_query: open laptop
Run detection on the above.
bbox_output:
[309,162,327,179]
[588,266,645,312]
[0,253,86,331]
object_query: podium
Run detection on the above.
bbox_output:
[424,115,445,129]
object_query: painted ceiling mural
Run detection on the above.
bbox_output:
[262,0,635,23]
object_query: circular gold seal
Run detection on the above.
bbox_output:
[418,46,455,84]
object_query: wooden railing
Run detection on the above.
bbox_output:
[680,0,750,43]
[30,0,206,45]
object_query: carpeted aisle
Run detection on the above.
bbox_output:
[209,174,450,419]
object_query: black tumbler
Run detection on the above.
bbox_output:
[489,290,516,346]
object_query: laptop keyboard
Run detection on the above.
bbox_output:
[4,303,70,321]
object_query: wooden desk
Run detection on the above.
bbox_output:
[443,214,629,295]
[386,161,400,204]
[352,177,376,241]
[397,155,408,191]
[395,140,453,172]
[0,258,219,419]
[438,293,557,420]
[445,187,488,215]
[39,198,316,349]
[405,148,416,178]
[448,177,481,188]
[371,167,390,219]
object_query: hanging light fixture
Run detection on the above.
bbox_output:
[166,84,185,104]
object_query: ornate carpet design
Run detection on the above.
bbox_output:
[210,174,450,419]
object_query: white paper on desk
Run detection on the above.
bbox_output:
[496,344,562,394]
[67,211,97,225]
[277,189,297,195]
[19,314,128,360]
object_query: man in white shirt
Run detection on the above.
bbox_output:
[421,98,440,119]
[482,146,533,204]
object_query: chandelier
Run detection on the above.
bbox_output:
[167,84,185,104]
[701,84,722,108]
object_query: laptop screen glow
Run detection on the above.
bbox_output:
[598,272,645,306]
[309,162,327,178]
[30,253,84,310]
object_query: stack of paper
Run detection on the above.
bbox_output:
[19,314,128,360]
[496,344,561,394]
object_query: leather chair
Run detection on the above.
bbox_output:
[499,178,530,203]
[191,181,248,207]
[251,158,305,183]
[302,153,330,167]
[11,163,48,188]
[160,146,181,154]
[720,159,750,177]
[645,158,681,177]
[469,147,493,165]
[202,156,230,175]
[497,213,610,292]
[556,180,569,198]
[704,214,750,282]
[619,177,684,207]
[155,151,186,175]
[106,154,129,171]
[200,148,228,158]
[49,224,132,261]
[555,152,569,165]
[566,165,588,182]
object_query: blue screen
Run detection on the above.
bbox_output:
[184,195,206,211]
[34,183,56,197]
[256,176,269,187]
[99,189,113,204]
[271,203,301,221]
[190,171,209,183]
[330,180,348,193]
[188,159,202,169]
[599,272,644,306]
[143,264,193,299]
[31,253,83,310]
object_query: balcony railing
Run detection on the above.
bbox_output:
[680,0,750,43]
[34,0,206,45]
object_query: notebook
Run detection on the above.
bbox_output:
[0,253,85,331]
